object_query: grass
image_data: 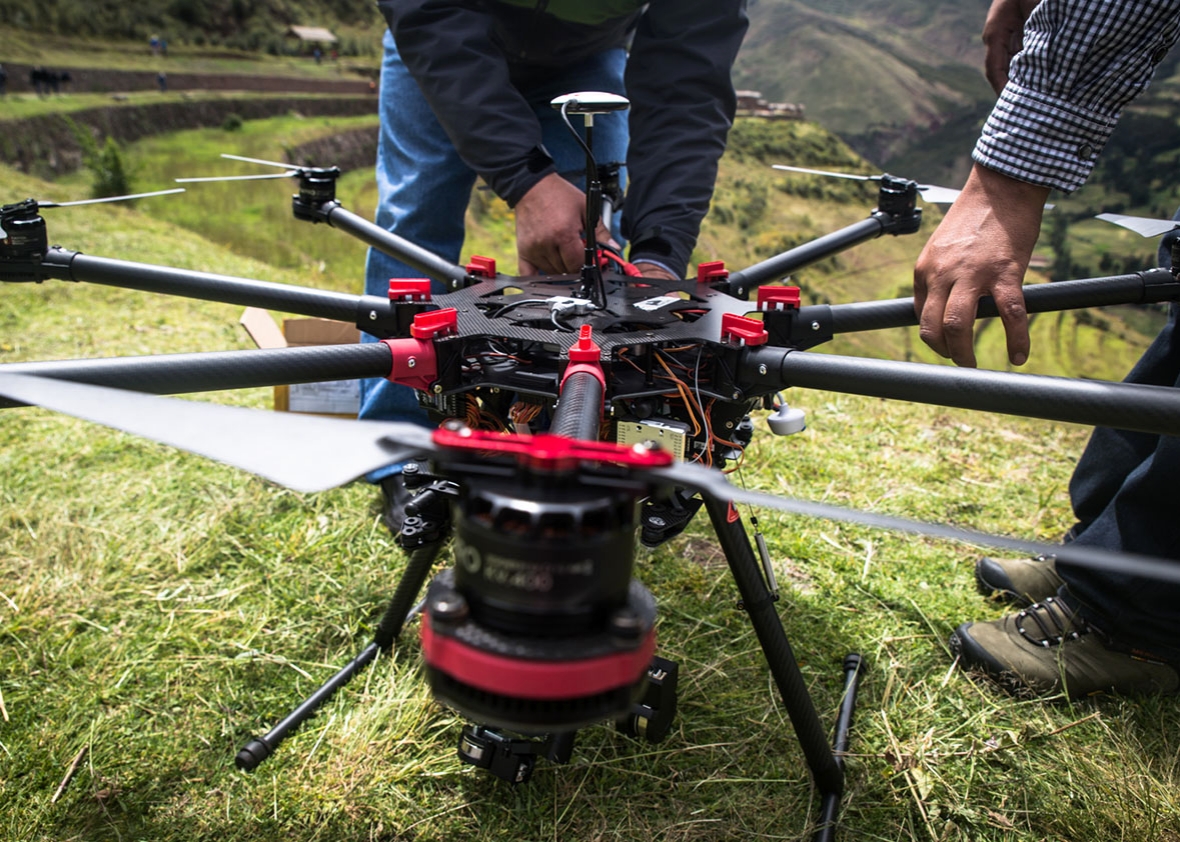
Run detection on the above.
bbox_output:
[3,117,1180,841]
[0,90,369,121]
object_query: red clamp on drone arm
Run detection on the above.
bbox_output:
[721,313,769,347]
[697,260,729,285]
[465,255,497,279]
[380,308,458,392]
[380,337,438,392]
[757,285,801,311]
[561,324,606,391]
[387,279,432,302]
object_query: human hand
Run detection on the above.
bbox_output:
[515,173,610,276]
[632,261,678,281]
[982,0,1042,94]
[913,163,1050,368]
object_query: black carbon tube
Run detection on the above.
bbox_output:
[41,250,365,322]
[0,343,393,402]
[741,348,1180,436]
[323,204,470,289]
[726,216,887,295]
[551,371,604,441]
[820,270,1180,336]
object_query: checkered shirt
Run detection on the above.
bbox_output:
[975,0,1180,191]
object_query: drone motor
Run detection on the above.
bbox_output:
[420,471,657,733]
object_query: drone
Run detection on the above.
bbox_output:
[4,92,1180,842]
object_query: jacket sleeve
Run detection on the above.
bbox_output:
[621,0,749,276]
[974,0,1180,192]
[377,0,557,207]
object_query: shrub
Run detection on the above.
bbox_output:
[62,116,134,199]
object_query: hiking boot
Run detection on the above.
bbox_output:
[974,554,1064,606]
[949,597,1180,699]
[379,474,415,536]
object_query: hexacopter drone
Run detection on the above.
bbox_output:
[3,93,1180,842]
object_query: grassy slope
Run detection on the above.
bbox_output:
[3,109,1180,841]
[733,1,992,139]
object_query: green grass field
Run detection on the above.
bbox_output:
[2,97,1180,842]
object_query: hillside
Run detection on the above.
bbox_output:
[0,0,383,54]
[735,0,994,174]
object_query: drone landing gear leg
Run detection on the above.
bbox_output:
[704,496,863,842]
[235,541,443,771]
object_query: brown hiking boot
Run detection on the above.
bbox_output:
[974,554,1064,606]
[949,597,1180,700]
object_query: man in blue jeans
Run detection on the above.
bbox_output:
[915,0,1180,698]
[362,2,748,530]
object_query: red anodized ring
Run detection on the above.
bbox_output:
[420,621,657,701]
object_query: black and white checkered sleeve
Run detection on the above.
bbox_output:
[973,0,1180,192]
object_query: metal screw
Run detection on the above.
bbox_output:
[432,384,443,394]
[811,321,820,331]
[608,608,643,640]
[432,590,469,624]
[758,364,768,376]
[369,310,378,321]
[407,357,417,368]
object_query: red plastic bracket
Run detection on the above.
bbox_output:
[720,312,769,347]
[466,255,497,278]
[697,260,729,284]
[410,307,458,340]
[381,337,438,392]
[567,324,601,363]
[387,278,432,302]
[757,285,802,311]
[562,325,607,393]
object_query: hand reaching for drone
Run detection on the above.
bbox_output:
[632,261,677,281]
[982,0,1042,94]
[515,173,612,276]
[913,163,1050,368]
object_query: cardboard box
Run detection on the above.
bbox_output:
[239,307,361,417]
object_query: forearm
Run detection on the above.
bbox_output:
[621,0,748,276]
[975,0,1180,192]
[378,0,553,206]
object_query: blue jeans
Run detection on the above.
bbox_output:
[359,30,628,479]
[1060,217,1180,661]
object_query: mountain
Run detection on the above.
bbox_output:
[734,0,994,176]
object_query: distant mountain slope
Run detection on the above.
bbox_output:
[735,0,1180,196]
[734,0,994,171]
[0,0,382,52]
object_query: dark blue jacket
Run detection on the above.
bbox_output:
[377,0,748,275]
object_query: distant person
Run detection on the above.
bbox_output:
[150,35,160,56]
[313,46,322,64]
[0,64,7,97]
[914,0,1180,699]
[156,71,167,92]
[29,66,45,97]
